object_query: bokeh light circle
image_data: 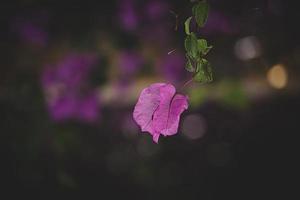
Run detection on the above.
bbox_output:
[267,64,288,89]
[182,114,207,140]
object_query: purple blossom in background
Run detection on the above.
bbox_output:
[47,93,77,121]
[118,0,170,33]
[156,52,186,83]
[144,0,169,22]
[118,51,143,77]
[133,83,188,143]
[48,92,99,123]
[42,53,97,88]
[118,0,139,31]
[117,0,173,49]
[54,54,96,87]
[201,10,238,35]
[11,14,49,47]
[41,53,101,123]
[76,93,100,123]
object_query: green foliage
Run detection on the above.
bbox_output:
[185,54,195,72]
[183,0,213,84]
[197,39,212,55]
[192,1,209,27]
[184,17,192,35]
[193,58,213,83]
[185,32,198,59]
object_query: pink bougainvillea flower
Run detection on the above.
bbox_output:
[133,83,188,143]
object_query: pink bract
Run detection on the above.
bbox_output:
[133,83,188,143]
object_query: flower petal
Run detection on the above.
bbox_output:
[133,83,189,143]
[133,83,166,135]
[152,132,160,144]
[153,86,188,136]
[152,84,177,134]
[159,94,188,136]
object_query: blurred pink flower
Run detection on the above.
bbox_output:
[48,92,99,123]
[144,0,169,22]
[42,53,97,89]
[11,12,50,47]
[156,52,187,83]
[118,50,143,77]
[133,83,188,143]
[118,0,139,31]
[118,0,170,36]
[41,53,100,123]
[12,20,48,47]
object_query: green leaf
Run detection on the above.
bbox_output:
[192,1,209,28]
[184,17,192,35]
[193,59,213,83]
[184,32,198,59]
[203,45,213,55]
[197,39,207,53]
[185,54,195,72]
[197,39,212,55]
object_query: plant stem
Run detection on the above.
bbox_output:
[181,78,194,90]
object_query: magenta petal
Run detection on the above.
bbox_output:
[157,94,188,136]
[76,94,99,123]
[133,83,166,135]
[152,133,160,144]
[153,89,188,136]
[151,84,176,134]
[133,83,189,143]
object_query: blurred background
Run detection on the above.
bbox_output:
[1,0,299,199]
